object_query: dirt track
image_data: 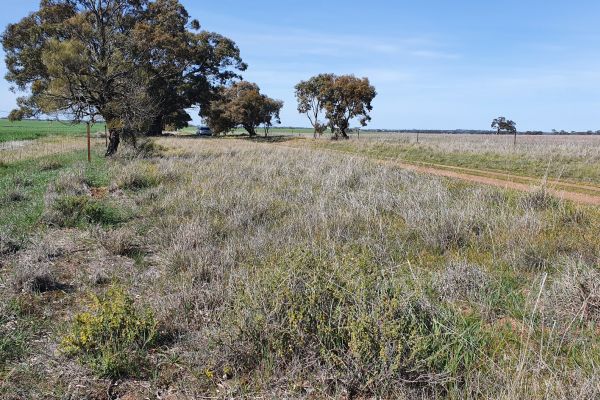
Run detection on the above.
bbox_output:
[274,142,600,206]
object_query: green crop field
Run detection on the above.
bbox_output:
[0,119,107,143]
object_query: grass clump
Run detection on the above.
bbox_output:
[224,249,486,394]
[43,164,124,227]
[0,301,43,368]
[2,189,28,204]
[47,195,126,227]
[95,226,141,257]
[520,186,560,210]
[434,261,492,303]
[118,139,167,159]
[11,263,63,293]
[61,286,157,378]
[38,159,64,171]
[542,259,600,329]
[0,228,23,256]
[116,161,163,191]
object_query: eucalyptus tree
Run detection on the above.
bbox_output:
[491,116,518,145]
[295,74,376,140]
[295,73,334,138]
[2,0,246,155]
[491,117,517,135]
[203,81,283,137]
[323,75,377,139]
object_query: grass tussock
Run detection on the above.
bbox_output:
[116,161,163,190]
[0,228,22,255]
[542,259,600,329]
[434,261,492,303]
[11,263,62,293]
[94,226,142,257]
[117,139,167,159]
[43,167,129,227]
[47,195,126,227]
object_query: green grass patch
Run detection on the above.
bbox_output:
[0,149,110,240]
[0,297,46,371]
[0,119,107,143]
[49,195,127,227]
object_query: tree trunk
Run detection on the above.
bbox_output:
[105,129,120,157]
[244,125,256,137]
[147,115,164,136]
[330,125,339,140]
[340,129,349,140]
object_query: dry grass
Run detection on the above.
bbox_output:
[0,136,105,164]
[356,133,600,160]
[1,136,599,399]
[289,133,600,185]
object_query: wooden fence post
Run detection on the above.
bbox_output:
[87,122,91,163]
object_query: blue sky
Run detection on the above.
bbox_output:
[1,0,600,130]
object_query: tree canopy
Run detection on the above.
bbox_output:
[203,81,283,137]
[295,74,376,139]
[491,117,517,135]
[295,74,334,138]
[2,0,246,154]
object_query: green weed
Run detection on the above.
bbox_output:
[61,286,157,378]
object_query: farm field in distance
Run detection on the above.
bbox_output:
[1,127,599,399]
[290,133,600,186]
[0,119,107,144]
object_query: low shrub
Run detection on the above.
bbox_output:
[223,249,486,394]
[61,286,158,378]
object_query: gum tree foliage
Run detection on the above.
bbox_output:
[324,75,377,139]
[204,81,283,137]
[294,73,335,138]
[2,0,246,155]
[295,74,376,139]
[491,117,517,135]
